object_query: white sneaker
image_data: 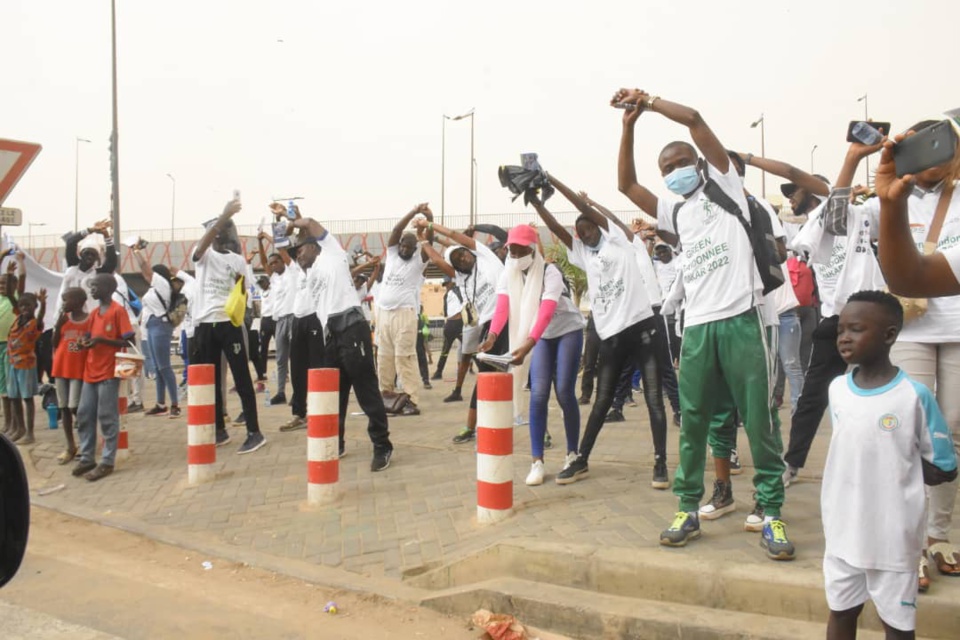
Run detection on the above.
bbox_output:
[525,460,545,486]
[562,452,578,471]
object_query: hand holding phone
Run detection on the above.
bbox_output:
[893,120,958,178]
[847,121,890,145]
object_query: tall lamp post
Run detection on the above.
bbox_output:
[441,115,449,225]
[450,109,475,226]
[858,94,870,187]
[810,144,818,173]
[166,173,176,240]
[74,137,91,232]
[750,114,766,198]
[109,0,122,241]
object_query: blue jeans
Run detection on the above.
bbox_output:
[529,329,582,458]
[147,315,178,406]
[77,378,120,466]
[777,310,804,414]
[180,330,189,385]
[141,331,156,377]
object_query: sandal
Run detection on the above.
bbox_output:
[919,555,931,593]
[57,450,77,465]
[929,542,960,577]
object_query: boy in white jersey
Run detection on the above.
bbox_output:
[823,290,957,639]
[613,89,793,560]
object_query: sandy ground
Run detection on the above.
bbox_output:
[0,507,482,640]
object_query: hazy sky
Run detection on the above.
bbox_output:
[4,0,958,242]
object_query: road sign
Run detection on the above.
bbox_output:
[0,208,22,226]
[0,139,42,207]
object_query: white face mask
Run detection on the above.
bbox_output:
[508,254,534,271]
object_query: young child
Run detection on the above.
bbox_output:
[7,288,47,444]
[822,290,958,639]
[0,254,25,436]
[73,274,134,482]
[52,287,90,464]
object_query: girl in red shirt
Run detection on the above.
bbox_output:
[7,288,46,444]
[52,288,89,464]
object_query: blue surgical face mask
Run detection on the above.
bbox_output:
[664,165,701,196]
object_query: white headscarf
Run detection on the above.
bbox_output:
[505,246,544,419]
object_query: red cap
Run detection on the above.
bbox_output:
[506,224,538,247]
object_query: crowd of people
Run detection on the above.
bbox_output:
[5,91,960,639]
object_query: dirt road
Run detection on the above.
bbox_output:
[0,507,479,639]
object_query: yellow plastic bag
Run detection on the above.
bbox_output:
[224,276,246,327]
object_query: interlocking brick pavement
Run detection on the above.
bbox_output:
[20,370,960,586]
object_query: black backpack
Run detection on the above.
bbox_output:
[672,165,784,295]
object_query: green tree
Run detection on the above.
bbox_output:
[544,242,588,307]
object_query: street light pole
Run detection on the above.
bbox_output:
[451,109,475,226]
[811,144,818,173]
[74,137,91,232]
[110,0,122,241]
[750,114,766,198]
[441,115,449,226]
[858,94,870,187]
[166,173,176,240]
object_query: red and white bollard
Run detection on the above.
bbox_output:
[187,364,217,485]
[116,393,130,464]
[477,372,513,524]
[307,368,340,505]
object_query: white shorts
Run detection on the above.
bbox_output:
[56,377,83,410]
[461,324,481,355]
[823,553,917,632]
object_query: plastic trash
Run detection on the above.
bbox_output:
[471,609,531,640]
[201,561,213,571]
[323,601,338,614]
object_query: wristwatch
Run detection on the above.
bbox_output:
[745,153,754,166]
[646,95,661,109]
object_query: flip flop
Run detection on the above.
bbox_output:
[56,450,76,465]
[930,542,960,577]
[919,555,931,593]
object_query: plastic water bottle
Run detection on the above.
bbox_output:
[263,383,271,407]
[47,405,59,429]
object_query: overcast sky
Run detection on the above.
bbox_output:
[4,0,958,242]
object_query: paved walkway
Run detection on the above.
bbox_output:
[20,368,960,588]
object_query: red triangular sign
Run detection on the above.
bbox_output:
[0,139,42,207]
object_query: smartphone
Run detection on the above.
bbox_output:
[286,199,297,220]
[846,121,890,145]
[894,120,958,178]
[232,189,241,202]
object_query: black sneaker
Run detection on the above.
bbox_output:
[673,412,681,427]
[269,392,287,406]
[237,431,266,455]
[443,389,463,403]
[339,443,346,459]
[578,395,591,405]
[660,511,701,547]
[168,405,182,419]
[371,447,393,472]
[730,449,743,475]
[556,456,589,485]
[127,402,144,414]
[604,409,625,423]
[85,463,114,482]
[423,380,433,390]
[699,479,736,520]
[216,430,232,447]
[72,460,98,477]
[145,405,169,417]
[430,372,442,381]
[233,411,246,425]
[452,427,475,444]
[652,458,670,490]
[744,501,766,532]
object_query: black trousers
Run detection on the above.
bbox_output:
[416,328,430,383]
[579,315,601,400]
[469,321,510,411]
[796,305,819,374]
[611,310,680,415]
[580,316,667,459]
[784,315,846,469]
[322,319,392,453]
[259,316,276,379]
[192,322,260,434]
[433,317,463,377]
[290,315,325,419]
[248,328,266,379]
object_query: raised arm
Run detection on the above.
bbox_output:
[351,256,380,276]
[615,98,660,217]
[875,138,960,297]
[256,231,274,275]
[616,89,728,173]
[581,192,634,242]
[420,241,455,278]
[389,203,431,247]
[194,199,242,261]
[472,224,508,244]
[530,196,573,249]
[132,248,152,280]
[15,252,26,297]
[739,153,830,197]
[36,288,47,332]
[549,175,610,233]
[415,220,476,251]
[99,225,117,274]
[287,216,328,240]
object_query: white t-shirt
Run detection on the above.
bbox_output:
[271,265,298,320]
[632,237,662,307]
[259,284,275,319]
[568,223,653,340]
[444,287,464,319]
[192,248,246,325]
[111,273,139,330]
[59,265,99,314]
[654,258,678,303]
[789,201,847,318]
[455,243,503,326]
[376,245,428,311]
[823,370,957,572]
[292,261,321,319]
[494,262,585,341]
[657,163,760,327]
[178,272,198,338]
[759,200,797,326]
[142,272,172,323]
[312,232,363,327]
[862,185,960,343]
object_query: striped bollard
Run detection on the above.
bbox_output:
[307,368,340,505]
[187,364,217,485]
[477,372,513,524]
[116,394,130,463]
